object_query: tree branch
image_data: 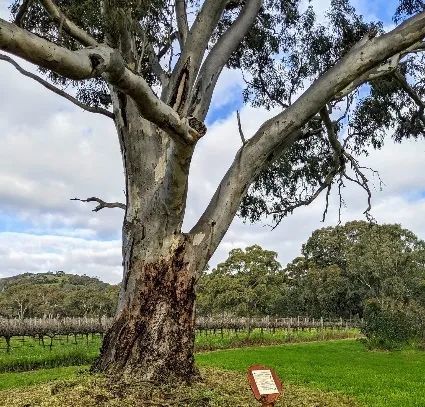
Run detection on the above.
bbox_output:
[0,53,114,119]
[175,0,189,46]
[71,197,126,212]
[320,107,375,221]
[135,23,168,85]
[164,0,229,111]
[190,0,262,119]
[0,18,205,144]
[334,40,425,100]
[334,54,401,100]
[191,11,425,261]
[158,31,178,59]
[267,107,345,226]
[394,69,425,109]
[270,106,377,229]
[15,0,34,27]
[39,0,98,47]
[236,110,246,145]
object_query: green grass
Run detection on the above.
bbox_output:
[2,331,423,406]
[0,329,357,373]
[197,339,425,407]
[0,335,100,372]
[195,327,359,351]
[0,366,88,391]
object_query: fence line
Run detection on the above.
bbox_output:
[0,316,360,341]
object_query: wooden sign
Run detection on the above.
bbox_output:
[247,365,283,406]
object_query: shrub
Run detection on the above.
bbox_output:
[362,298,425,350]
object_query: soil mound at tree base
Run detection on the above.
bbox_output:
[0,367,359,407]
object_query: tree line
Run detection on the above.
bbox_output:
[198,221,425,321]
[1,220,424,327]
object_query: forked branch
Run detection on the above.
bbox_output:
[334,40,425,100]
[320,107,376,221]
[71,197,126,212]
[190,0,262,119]
[191,11,425,258]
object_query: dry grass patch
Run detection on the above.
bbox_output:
[0,367,360,407]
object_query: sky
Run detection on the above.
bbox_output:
[0,0,424,284]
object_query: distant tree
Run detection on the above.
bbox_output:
[0,272,119,318]
[197,245,287,316]
[287,221,425,318]
[362,297,425,349]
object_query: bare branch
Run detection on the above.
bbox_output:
[190,0,262,119]
[158,31,178,59]
[394,69,425,109]
[39,0,98,47]
[0,53,114,119]
[319,106,344,164]
[320,106,375,221]
[236,110,246,145]
[71,197,126,212]
[165,0,229,110]
[342,155,374,221]
[175,0,189,46]
[15,0,33,27]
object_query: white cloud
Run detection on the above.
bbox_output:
[0,233,122,283]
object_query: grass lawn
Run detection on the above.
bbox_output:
[0,366,87,391]
[195,328,359,351]
[1,336,423,406]
[0,328,358,373]
[0,336,100,372]
[197,339,425,407]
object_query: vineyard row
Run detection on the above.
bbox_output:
[0,316,359,339]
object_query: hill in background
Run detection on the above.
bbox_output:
[0,271,119,319]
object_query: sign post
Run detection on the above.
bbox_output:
[247,365,283,406]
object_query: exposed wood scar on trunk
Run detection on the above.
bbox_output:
[94,237,197,381]
[170,58,190,115]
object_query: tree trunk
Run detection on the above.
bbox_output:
[93,234,198,381]
[93,92,202,382]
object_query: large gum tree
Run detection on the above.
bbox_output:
[1,0,425,381]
